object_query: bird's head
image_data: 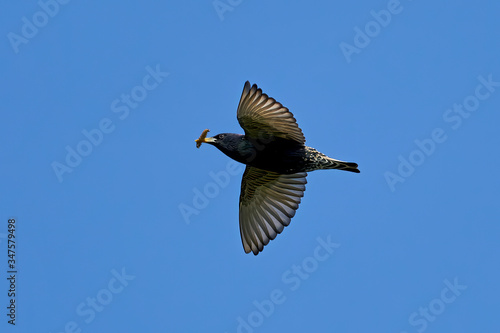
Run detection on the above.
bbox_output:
[199,133,241,149]
[195,129,247,158]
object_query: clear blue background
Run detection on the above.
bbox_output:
[1,1,499,332]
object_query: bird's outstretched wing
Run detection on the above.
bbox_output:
[239,166,307,255]
[237,81,306,144]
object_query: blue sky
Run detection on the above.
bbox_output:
[1,1,499,332]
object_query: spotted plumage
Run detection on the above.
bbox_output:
[196,81,359,255]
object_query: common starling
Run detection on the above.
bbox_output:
[196,81,359,255]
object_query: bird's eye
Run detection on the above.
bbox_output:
[219,134,225,139]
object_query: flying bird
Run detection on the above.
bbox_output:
[196,81,359,255]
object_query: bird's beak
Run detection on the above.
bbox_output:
[195,129,215,148]
[203,137,217,143]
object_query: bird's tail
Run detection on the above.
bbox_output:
[323,158,360,173]
[306,147,360,173]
